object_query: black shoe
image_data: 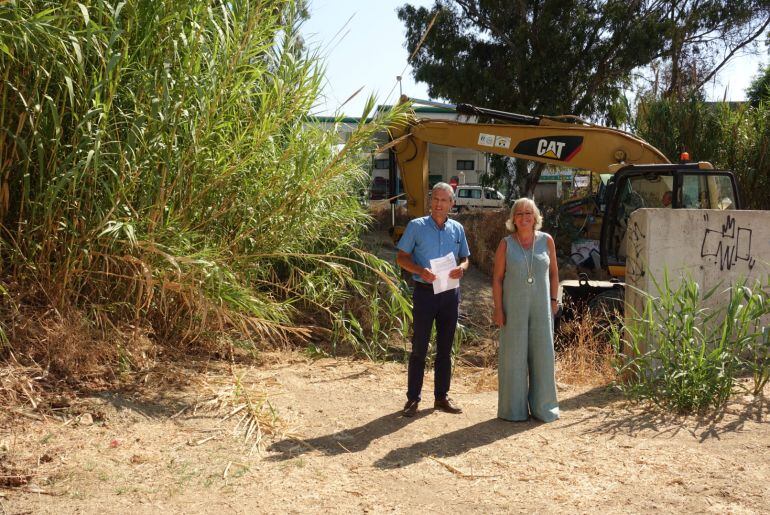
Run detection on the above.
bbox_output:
[434,397,462,414]
[402,399,419,417]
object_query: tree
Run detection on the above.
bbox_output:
[747,61,770,106]
[651,1,770,99]
[398,0,770,197]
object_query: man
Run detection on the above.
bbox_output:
[396,182,470,417]
[661,190,673,207]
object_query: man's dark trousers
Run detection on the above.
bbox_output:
[407,283,460,402]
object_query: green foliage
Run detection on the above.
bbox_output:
[747,62,770,107]
[0,0,410,361]
[634,95,770,210]
[399,1,671,116]
[425,321,467,371]
[648,1,769,98]
[613,274,770,413]
[330,278,412,361]
[749,326,770,394]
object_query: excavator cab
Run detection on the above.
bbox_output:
[600,163,741,278]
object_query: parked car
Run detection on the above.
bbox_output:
[454,185,505,211]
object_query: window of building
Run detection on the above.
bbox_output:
[373,133,389,144]
[456,160,475,170]
[373,159,389,170]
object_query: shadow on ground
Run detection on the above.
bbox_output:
[268,409,536,468]
[560,385,769,441]
[267,410,430,460]
[72,359,235,421]
[373,417,534,469]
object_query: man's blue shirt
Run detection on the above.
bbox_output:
[397,216,470,283]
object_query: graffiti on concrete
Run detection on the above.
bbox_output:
[625,221,647,283]
[700,213,756,271]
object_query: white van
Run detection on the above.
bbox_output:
[454,185,505,211]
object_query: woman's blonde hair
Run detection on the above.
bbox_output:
[505,197,543,232]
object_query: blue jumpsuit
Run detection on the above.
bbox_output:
[498,232,560,422]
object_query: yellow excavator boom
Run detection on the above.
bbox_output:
[388,99,669,224]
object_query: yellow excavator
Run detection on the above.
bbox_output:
[387,97,742,308]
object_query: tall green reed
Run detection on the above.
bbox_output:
[613,273,770,413]
[0,0,410,363]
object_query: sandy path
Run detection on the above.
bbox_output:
[2,354,768,514]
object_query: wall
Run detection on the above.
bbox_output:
[624,208,770,349]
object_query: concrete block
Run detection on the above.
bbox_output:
[624,208,770,351]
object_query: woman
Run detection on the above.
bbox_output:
[492,198,560,422]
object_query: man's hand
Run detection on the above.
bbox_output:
[419,268,437,283]
[448,266,465,279]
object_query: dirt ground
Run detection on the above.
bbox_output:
[2,354,768,514]
[2,233,769,514]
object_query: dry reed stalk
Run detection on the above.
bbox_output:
[454,210,509,276]
[4,301,161,380]
[423,454,501,479]
[0,353,49,416]
[192,371,288,455]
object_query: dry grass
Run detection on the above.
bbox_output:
[453,209,509,276]
[0,359,48,418]
[367,201,410,231]
[1,296,160,380]
[0,280,293,391]
[461,365,498,393]
[555,309,617,385]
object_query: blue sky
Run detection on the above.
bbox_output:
[302,1,768,117]
[302,0,432,117]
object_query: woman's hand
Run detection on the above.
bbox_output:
[550,299,559,314]
[493,308,505,327]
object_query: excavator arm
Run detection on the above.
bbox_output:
[388,98,669,224]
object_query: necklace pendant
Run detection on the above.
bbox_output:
[527,277,534,285]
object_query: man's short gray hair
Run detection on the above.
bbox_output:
[432,182,455,200]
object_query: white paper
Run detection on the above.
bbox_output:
[429,252,460,294]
